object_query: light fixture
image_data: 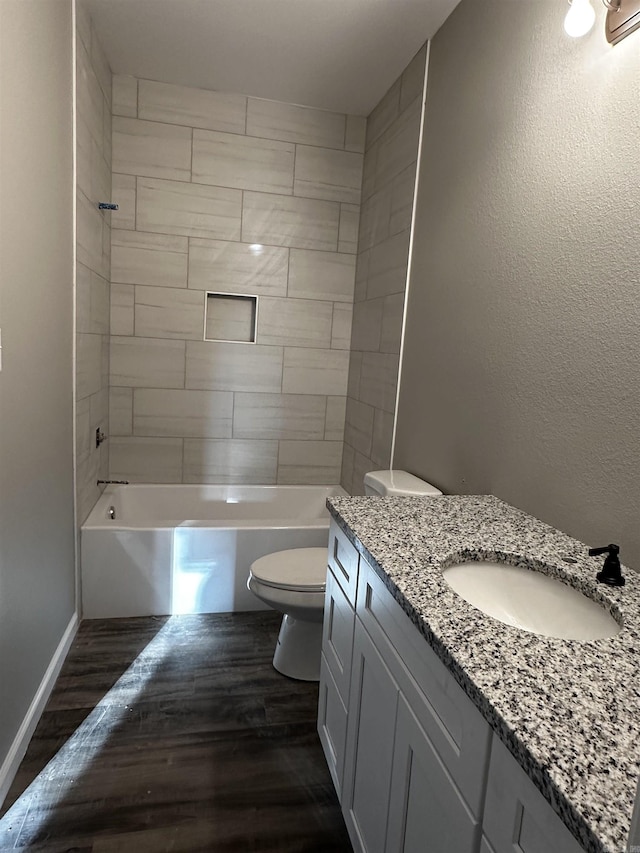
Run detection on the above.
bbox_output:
[604,0,640,44]
[564,0,640,43]
[564,0,596,37]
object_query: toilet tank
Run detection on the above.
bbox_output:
[363,470,443,497]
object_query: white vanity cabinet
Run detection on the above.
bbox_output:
[319,519,591,853]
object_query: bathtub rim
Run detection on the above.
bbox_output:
[82,482,348,531]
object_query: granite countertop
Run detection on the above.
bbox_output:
[326,494,640,853]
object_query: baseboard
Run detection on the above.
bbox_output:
[0,611,78,807]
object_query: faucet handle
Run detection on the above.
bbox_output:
[588,543,619,558]
[589,543,625,587]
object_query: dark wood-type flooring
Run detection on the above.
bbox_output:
[0,612,351,852]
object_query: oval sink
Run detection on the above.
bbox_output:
[442,561,620,641]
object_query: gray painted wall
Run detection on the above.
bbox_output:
[0,0,76,764]
[395,1,640,567]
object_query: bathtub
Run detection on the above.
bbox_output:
[81,484,346,619]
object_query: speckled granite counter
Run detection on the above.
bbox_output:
[327,494,640,853]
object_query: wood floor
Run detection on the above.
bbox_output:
[0,612,352,852]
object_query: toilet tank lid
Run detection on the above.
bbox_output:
[364,470,443,497]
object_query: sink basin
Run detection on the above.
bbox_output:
[442,561,620,641]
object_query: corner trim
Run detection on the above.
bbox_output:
[390,39,431,467]
[0,611,79,807]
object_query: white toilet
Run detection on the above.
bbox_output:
[247,470,442,681]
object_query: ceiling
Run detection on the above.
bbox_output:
[84,0,462,116]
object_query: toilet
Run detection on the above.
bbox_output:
[247,470,442,681]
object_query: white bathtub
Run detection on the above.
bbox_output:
[81,484,346,619]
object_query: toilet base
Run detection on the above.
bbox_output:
[273,613,323,681]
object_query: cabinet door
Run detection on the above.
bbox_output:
[342,621,399,853]
[386,694,481,853]
[318,652,349,799]
[322,568,355,707]
[357,560,491,818]
[483,736,584,853]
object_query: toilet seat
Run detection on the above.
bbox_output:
[249,547,327,593]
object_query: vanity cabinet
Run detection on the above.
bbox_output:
[319,519,588,853]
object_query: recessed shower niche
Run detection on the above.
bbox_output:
[205,292,258,343]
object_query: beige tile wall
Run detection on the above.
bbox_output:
[76,6,112,522]
[341,46,426,495]
[109,76,364,485]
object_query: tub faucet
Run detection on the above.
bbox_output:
[97,479,129,485]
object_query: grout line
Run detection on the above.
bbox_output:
[275,438,282,484]
[279,345,285,394]
[323,394,329,441]
[292,144,298,197]
[190,127,194,182]
[285,247,291,297]
[183,337,187,390]
[231,391,236,439]
[131,386,139,437]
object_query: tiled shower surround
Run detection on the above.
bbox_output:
[108,76,365,484]
[341,48,426,495]
[75,7,112,522]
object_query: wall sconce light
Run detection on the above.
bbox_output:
[564,0,596,36]
[564,0,640,42]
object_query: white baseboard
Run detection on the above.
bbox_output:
[0,611,78,807]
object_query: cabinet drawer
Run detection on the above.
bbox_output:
[328,519,359,605]
[318,652,348,800]
[483,736,584,853]
[322,568,355,707]
[357,559,491,818]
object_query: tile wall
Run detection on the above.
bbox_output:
[76,5,112,522]
[109,77,364,485]
[341,47,426,495]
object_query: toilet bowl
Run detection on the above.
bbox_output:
[248,547,328,681]
[247,470,442,681]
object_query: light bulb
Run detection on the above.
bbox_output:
[564,0,596,37]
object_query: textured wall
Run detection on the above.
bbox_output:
[76,4,112,522]
[108,77,363,484]
[395,2,640,567]
[0,0,75,774]
[341,47,426,495]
